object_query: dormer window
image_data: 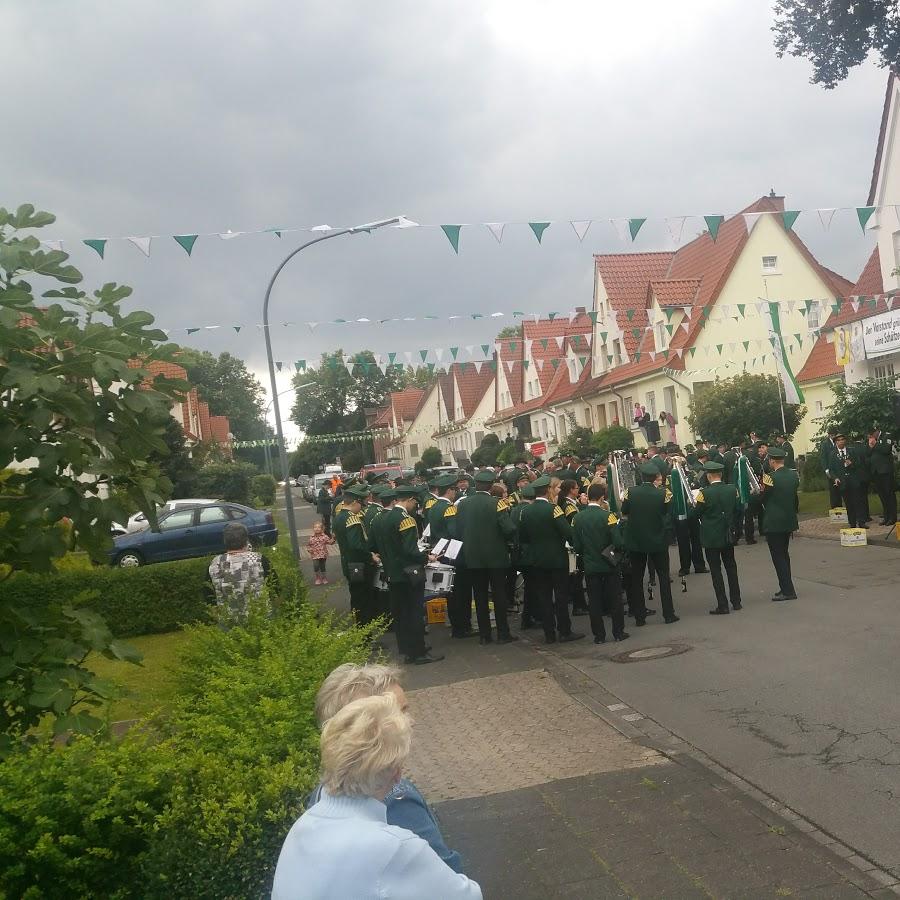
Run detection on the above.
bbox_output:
[762,255,780,275]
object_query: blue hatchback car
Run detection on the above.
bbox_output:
[109,502,278,567]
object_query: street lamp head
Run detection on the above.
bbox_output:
[348,216,402,234]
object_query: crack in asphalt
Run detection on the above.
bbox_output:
[720,706,900,771]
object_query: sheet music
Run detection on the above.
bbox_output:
[431,538,450,556]
[443,539,462,560]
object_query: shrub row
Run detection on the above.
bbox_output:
[0,606,375,898]
[3,545,302,638]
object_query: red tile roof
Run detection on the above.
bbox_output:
[390,388,425,423]
[822,246,887,329]
[796,334,842,384]
[497,339,523,409]
[452,362,494,419]
[523,312,593,393]
[650,278,702,307]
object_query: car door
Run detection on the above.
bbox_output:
[146,508,198,562]
[194,504,231,555]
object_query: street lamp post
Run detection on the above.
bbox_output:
[262,217,402,563]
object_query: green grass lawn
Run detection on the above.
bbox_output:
[88,630,193,723]
[798,490,884,519]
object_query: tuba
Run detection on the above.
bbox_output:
[733,449,762,495]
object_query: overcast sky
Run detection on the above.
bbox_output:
[5,1,889,440]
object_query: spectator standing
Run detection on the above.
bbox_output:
[317,483,334,535]
[307,521,335,585]
[207,522,275,621]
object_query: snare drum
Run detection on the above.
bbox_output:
[372,565,390,592]
[424,563,455,596]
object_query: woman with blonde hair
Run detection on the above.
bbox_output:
[309,663,462,872]
[271,693,481,899]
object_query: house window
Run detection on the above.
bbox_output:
[646,391,657,418]
[814,400,824,413]
[624,396,634,428]
[596,404,607,429]
[559,416,568,439]
[655,322,667,351]
[762,255,780,275]
[613,339,623,366]
[584,406,592,427]
[663,385,678,423]
[807,301,821,329]
[609,401,619,426]
[872,362,897,385]
[410,443,418,458]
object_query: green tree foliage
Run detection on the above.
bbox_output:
[773,0,900,88]
[420,446,443,468]
[177,348,266,439]
[817,378,898,439]
[251,473,276,507]
[591,424,635,456]
[470,432,500,466]
[291,350,407,436]
[559,415,594,458]
[340,444,368,472]
[800,450,829,492]
[151,417,199,499]
[687,373,806,447]
[193,461,257,505]
[495,324,523,340]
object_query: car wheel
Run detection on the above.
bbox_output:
[116,551,143,568]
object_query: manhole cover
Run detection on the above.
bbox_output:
[611,643,691,663]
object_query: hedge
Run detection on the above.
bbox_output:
[0,606,375,899]
[3,545,302,638]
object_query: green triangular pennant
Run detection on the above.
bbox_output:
[626,309,635,321]
[295,361,306,371]
[83,239,106,259]
[186,327,200,334]
[742,340,749,351]
[174,234,198,256]
[551,358,559,369]
[588,311,598,323]
[419,350,428,362]
[831,299,843,315]
[662,350,669,359]
[704,215,724,241]
[633,351,641,361]
[736,304,745,317]
[548,312,559,320]
[427,362,435,373]
[388,352,397,364]
[631,328,641,339]
[441,224,461,253]
[782,210,801,231]
[481,344,491,356]
[628,218,646,241]
[716,344,723,355]
[450,347,459,359]
[509,341,518,352]
[539,338,549,350]
[578,355,587,366]
[665,324,674,336]
[523,360,530,369]
[600,331,608,342]
[233,325,241,332]
[856,207,876,233]
[701,308,711,320]
[689,347,697,357]
[529,222,550,243]
[276,362,283,372]
[664,308,675,322]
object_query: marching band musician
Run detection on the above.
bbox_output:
[560,479,590,617]
[760,447,800,602]
[695,462,743,615]
[668,453,707,577]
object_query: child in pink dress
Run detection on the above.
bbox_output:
[307,521,335,585]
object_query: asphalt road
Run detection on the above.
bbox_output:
[280,488,900,877]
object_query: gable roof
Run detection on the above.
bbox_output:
[822,246,886,330]
[389,388,425,423]
[651,278,702,307]
[452,362,494,419]
[497,339,523,408]
[868,67,900,206]
[795,334,842,384]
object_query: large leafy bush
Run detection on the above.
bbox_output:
[0,606,374,899]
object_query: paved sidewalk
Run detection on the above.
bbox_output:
[283,492,897,897]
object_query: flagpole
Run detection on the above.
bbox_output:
[262,218,400,563]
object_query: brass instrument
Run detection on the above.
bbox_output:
[670,456,697,509]
[731,447,762,495]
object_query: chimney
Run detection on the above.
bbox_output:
[575,306,586,314]
[767,188,785,212]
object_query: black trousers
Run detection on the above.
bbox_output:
[505,566,519,609]
[828,480,842,510]
[521,567,539,623]
[448,566,474,635]
[841,482,863,527]
[704,546,741,610]
[531,568,572,640]
[388,581,426,659]
[320,511,332,536]
[349,577,377,627]
[470,568,511,638]
[628,550,675,620]
[585,572,625,640]
[675,517,705,573]
[766,532,796,597]
[861,482,871,521]
[874,472,898,523]
[744,498,763,541]
[570,568,588,611]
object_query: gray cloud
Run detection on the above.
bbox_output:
[3,0,888,433]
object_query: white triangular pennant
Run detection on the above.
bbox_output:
[850,299,860,313]
[609,218,629,243]
[703,346,711,356]
[649,351,656,361]
[310,224,333,232]
[41,240,64,252]
[404,351,412,364]
[465,345,475,357]
[393,216,420,228]
[680,321,689,333]
[535,359,544,371]
[886,296,895,310]
[674,348,683,358]
[785,300,795,313]
[434,348,444,362]
[486,223,506,243]
[473,360,483,373]
[665,216,687,244]
[218,230,244,240]
[570,220,592,242]
[743,212,764,234]
[816,208,837,230]
[126,236,152,257]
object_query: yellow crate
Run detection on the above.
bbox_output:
[829,507,848,523]
[425,597,448,625]
[840,528,867,547]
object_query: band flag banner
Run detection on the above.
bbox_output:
[767,302,804,404]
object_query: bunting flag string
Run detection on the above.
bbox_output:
[42,205,891,259]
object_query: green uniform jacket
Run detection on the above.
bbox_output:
[722,449,738,484]
[369,504,394,555]
[510,501,530,567]
[761,467,799,534]
[780,441,795,469]
[518,498,571,570]
[695,481,740,549]
[427,496,452,543]
[819,437,838,481]
[571,504,620,574]
[344,512,371,565]
[456,490,515,569]
[363,503,382,534]
[563,497,579,526]
[621,482,672,553]
[868,436,896,476]
[833,445,865,489]
[381,506,428,583]
[652,456,671,477]
[332,507,351,578]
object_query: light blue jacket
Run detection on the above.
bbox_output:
[271,790,482,900]
[309,778,462,872]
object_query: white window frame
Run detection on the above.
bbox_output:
[762,255,780,275]
[663,385,678,423]
[624,396,635,428]
[807,301,821,330]
[646,391,657,418]
[613,339,623,367]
